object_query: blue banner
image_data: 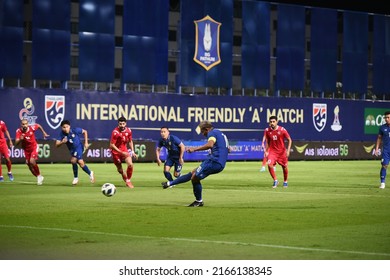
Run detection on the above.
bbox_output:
[0,88,389,143]
[310,8,337,92]
[373,15,390,95]
[275,4,305,91]
[180,0,233,87]
[342,12,368,96]
[0,0,24,78]
[241,1,270,89]
[122,0,168,85]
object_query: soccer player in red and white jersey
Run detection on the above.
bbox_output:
[15,119,49,185]
[110,117,138,188]
[0,120,14,182]
[263,115,292,188]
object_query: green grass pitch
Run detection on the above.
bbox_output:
[0,160,389,260]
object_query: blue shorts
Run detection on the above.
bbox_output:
[69,146,84,160]
[194,159,224,180]
[382,149,390,166]
[165,157,182,173]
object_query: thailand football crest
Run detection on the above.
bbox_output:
[193,15,221,71]
[313,103,327,132]
[45,95,65,129]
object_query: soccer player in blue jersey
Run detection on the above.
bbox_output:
[56,120,95,185]
[375,111,390,189]
[162,121,229,207]
[156,127,185,181]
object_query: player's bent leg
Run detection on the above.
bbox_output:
[380,163,388,189]
[162,170,193,189]
[164,171,173,181]
[115,164,127,181]
[189,176,204,207]
[5,158,13,181]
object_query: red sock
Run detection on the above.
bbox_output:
[121,172,127,182]
[6,160,11,173]
[28,164,36,176]
[268,165,276,180]
[283,166,288,182]
[127,166,133,180]
[34,165,40,177]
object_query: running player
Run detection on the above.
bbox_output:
[156,126,185,181]
[0,120,14,182]
[56,120,95,185]
[15,119,49,185]
[110,117,138,188]
[263,116,292,188]
[375,111,390,189]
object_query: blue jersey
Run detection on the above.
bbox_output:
[379,124,390,153]
[58,127,84,153]
[158,134,182,159]
[206,129,229,167]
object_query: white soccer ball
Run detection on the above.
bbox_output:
[101,183,116,197]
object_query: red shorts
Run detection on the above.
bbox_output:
[24,147,39,163]
[112,151,128,165]
[0,143,9,158]
[267,151,288,167]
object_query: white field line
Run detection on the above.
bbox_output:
[1,224,389,257]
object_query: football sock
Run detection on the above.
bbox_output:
[82,165,91,175]
[127,166,133,180]
[164,171,173,181]
[268,165,276,180]
[34,165,40,177]
[27,164,35,176]
[121,171,127,182]
[72,163,78,178]
[192,181,203,201]
[6,160,11,172]
[169,171,192,185]
[282,166,288,182]
[380,167,386,183]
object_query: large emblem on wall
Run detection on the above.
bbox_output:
[193,15,222,71]
[312,103,327,132]
[45,95,65,129]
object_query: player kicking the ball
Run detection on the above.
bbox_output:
[161,121,229,207]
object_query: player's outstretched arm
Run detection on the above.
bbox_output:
[129,140,138,159]
[5,129,13,147]
[38,124,50,139]
[155,147,162,166]
[82,129,89,150]
[179,142,185,164]
[186,139,214,153]
[375,135,382,156]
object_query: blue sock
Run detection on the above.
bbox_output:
[72,163,78,178]
[169,172,192,186]
[380,167,386,183]
[82,165,91,175]
[164,171,173,181]
[192,181,202,201]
